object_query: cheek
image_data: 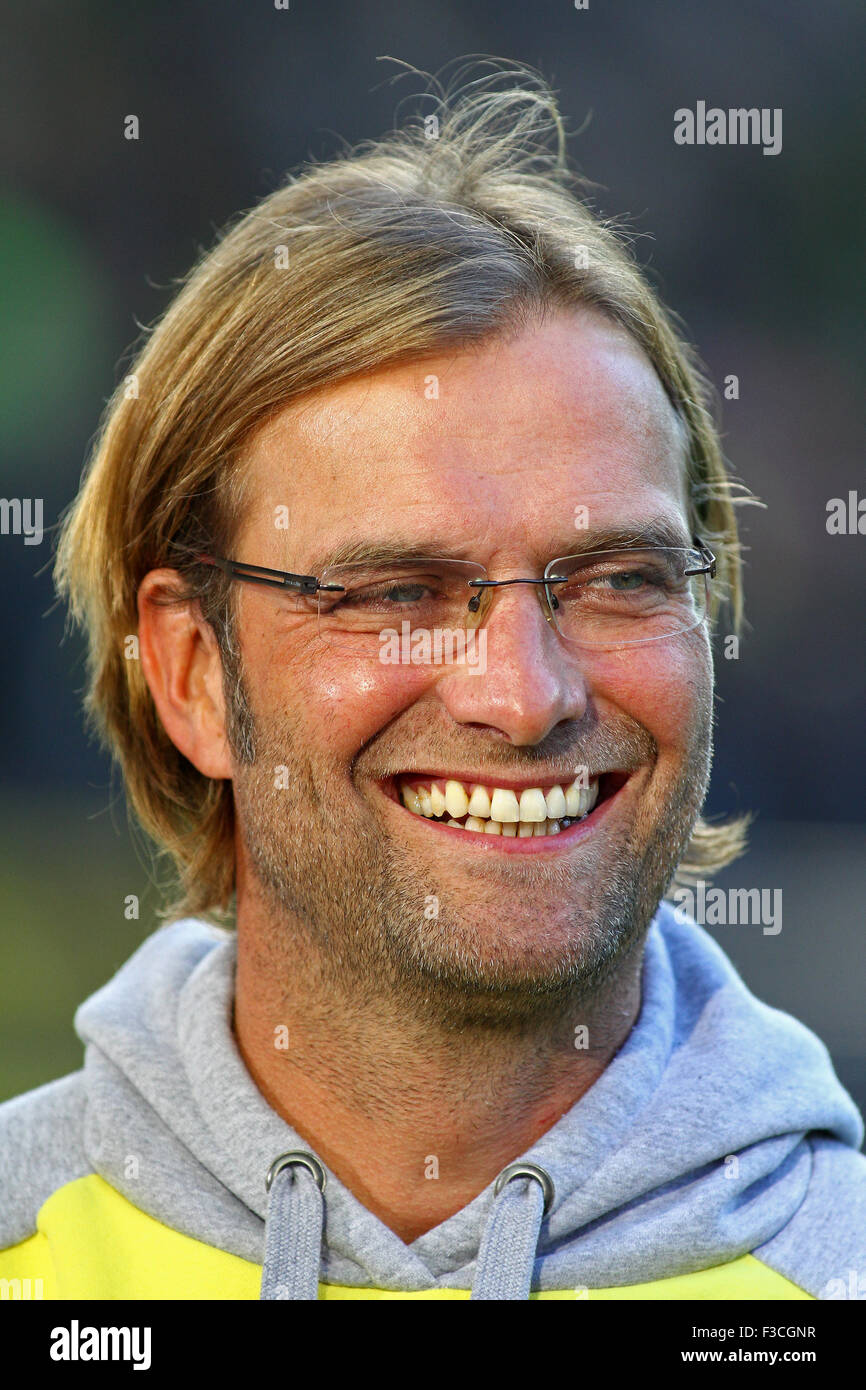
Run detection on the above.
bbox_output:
[260,635,435,758]
[587,634,712,750]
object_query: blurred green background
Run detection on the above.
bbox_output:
[0,794,156,1097]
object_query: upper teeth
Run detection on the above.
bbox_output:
[400,776,599,824]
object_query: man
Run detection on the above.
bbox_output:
[2,67,864,1301]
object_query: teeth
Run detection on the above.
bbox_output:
[518,788,547,822]
[444,780,470,818]
[467,784,491,818]
[564,780,582,817]
[545,784,567,819]
[564,777,600,817]
[399,774,602,837]
[490,788,520,823]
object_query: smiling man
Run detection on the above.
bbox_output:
[2,68,864,1301]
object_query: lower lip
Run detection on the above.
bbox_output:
[378,777,626,853]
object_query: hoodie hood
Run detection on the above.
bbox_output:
[73,903,863,1296]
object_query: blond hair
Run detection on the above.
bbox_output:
[55,61,752,920]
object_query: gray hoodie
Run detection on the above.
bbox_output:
[2,902,865,1299]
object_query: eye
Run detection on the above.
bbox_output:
[324,574,446,614]
[580,566,654,592]
[605,570,647,590]
[378,583,432,604]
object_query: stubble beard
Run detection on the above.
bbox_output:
[227,664,712,1032]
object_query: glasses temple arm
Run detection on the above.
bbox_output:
[195,554,344,594]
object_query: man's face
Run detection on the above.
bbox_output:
[227,307,713,1023]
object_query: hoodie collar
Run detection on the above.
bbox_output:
[75,905,863,1292]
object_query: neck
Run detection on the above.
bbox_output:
[233,892,644,1244]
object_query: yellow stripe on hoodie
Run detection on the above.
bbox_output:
[0,1175,812,1301]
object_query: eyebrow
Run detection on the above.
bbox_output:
[311,540,469,571]
[308,521,693,573]
[559,520,694,555]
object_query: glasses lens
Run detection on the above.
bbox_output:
[317,558,487,660]
[546,548,708,649]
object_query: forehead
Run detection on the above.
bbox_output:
[237,308,690,567]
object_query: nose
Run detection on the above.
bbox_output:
[433,583,590,744]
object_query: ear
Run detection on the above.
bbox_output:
[137,569,234,779]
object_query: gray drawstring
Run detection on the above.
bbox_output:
[260,1151,327,1300]
[259,1150,554,1300]
[471,1162,555,1300]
